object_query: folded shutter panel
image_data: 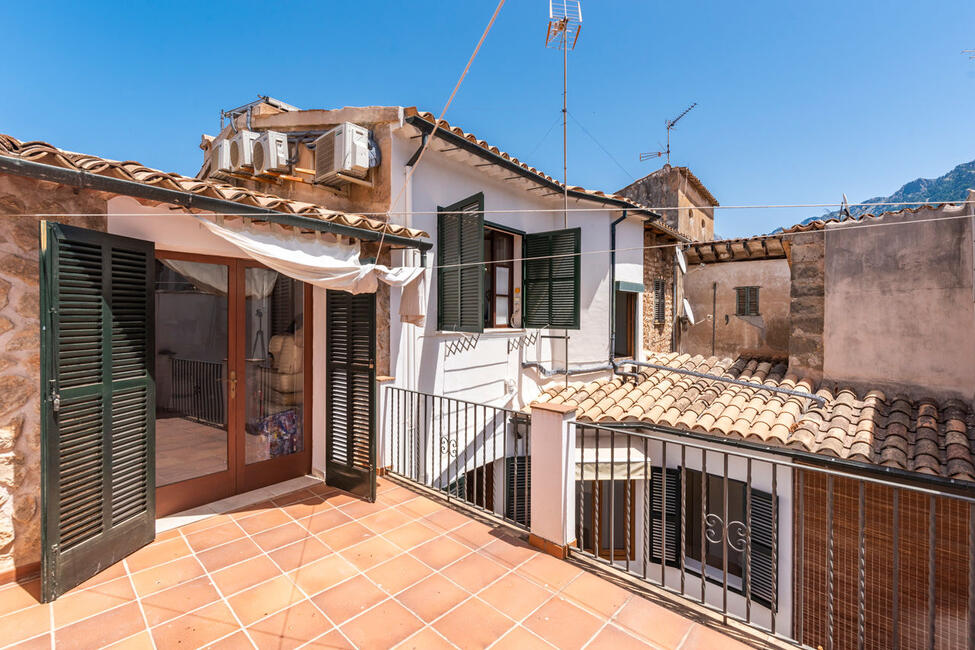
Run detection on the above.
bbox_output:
[437,195,483,333]
[504,456,530,526]
[653,279,666,323]
[523,228,581,329]
[41,222,155,603]
[648,467,681,564]
[748,286,760,316]
[749,489,777,608]
[735,287,746,315]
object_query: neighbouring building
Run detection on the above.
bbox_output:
[618,164,719,242]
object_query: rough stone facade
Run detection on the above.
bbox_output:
[0,174,107,580]
[643,229,675,354]
[788,232,825,381]
[618,165,716,241]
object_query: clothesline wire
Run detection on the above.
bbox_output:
[376,0,506,260]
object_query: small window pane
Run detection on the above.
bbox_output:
[495,297,509,326]
[495,266,509,291]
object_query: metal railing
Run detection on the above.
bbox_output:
[382,386,531,530]
[572,422,975,649]
[169,357,224,426]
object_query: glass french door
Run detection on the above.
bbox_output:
[155,253,311,515]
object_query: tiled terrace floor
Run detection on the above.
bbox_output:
[0,478,754,649]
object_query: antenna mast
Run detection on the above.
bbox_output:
[640,102,697,165]
[545,0,582,387]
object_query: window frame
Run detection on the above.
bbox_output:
[483,227,515,329]
[735,286,760,316]
[577,479,637,560]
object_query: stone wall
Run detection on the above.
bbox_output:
[0,174,107,580]
[618,166,715,241]
[788,231,825,381]
[643,230,675,354]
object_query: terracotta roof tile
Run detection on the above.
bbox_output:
[0,134,428,240]
[534,352,975,483]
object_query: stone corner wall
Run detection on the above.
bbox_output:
[788,231,824,380]
[0,174,107,578]
[643,230,675,354]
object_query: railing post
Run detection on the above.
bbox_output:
[375,377,396,476]
[528,402,577,559]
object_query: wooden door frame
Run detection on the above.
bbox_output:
[154,250,313,515]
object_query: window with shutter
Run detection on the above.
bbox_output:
[40,222,156,602]
[648,467,682,564]
[735,286,760,316]
[747,286,760,316]
[653,278,666,324]
[504,456,530,526]
[437,193,484,332]
[748,489,777,608]
[522,228,581,329]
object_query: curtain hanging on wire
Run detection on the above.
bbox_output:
[195,217,426,325]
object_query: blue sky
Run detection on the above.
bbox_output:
[2,1,973,237]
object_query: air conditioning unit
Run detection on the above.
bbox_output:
[253,130,290,175]
[209,139,232,178]
[313,122,371,186]
[229,130,259,171]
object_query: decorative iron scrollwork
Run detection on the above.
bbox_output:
[705,513,748,552]
[439,436,457,457]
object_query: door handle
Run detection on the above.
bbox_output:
[229,370,237,399]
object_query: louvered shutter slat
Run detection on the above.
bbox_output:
[648,467,681,563]
[523,228,580,329]
[748,490,777,607]
[505,456,530,526]
[438,195,484,333]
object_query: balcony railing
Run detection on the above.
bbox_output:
[382,386,531,530]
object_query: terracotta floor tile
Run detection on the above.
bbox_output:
[178,513,234,535]
[395,574,469,623]
[0,604,51,647]
[210,554,283,596]
[279,496,332,521]
[271,488,318,506]
[104,630,155,650]
[393,626,456,650]
[0,578,42,615]
[237,508,294,535]
[6,632,52,650]
[358,506,413,534]
[305,629,355,649]
[141,575,222,627]
[491,625,557,649]
[203,630,253,650]
[377,486,419,506]
[440,552,508,593]
[130,555,205,597]
[230,499,278,521]
[52,575,135,628]
[340,598,423,648]
[315,520,374,551]
[252,521,311,552]
[248,599,332,650]
[124,536,192,573]
[409,536,471,570]
[479,573,554,621]
[365,553,434,595]
[613,596,696,650]
[433,596,515,648]
[448,520,504,550]
[478,536,538,569]
[319,491,360,507]
[68,561,127,593]
[54,602,145,650]
[384,520,440,551]
[302,508,355,536]
[581,623,647,649]
[522,596,604,650]
[310,574,388,624]
[339,536,403,571]
[227,574,306,626]
[268,537,332,573]
[679,623,752,649]
[289,553,359,597]
[196,536,263,573]
[517,553,583,591]
[150,601,241,649]
[398,496,445,518]
[305,481,337,496]
[184,519,246,552]
[422,507,472,533]
[338,497,387,520]
[560,571,631,618]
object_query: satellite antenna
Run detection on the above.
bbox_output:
[675,247,687,274]
[545,0,582,387]
[640,103,697,165]
[681,298,696,326]
[841,193,852,219]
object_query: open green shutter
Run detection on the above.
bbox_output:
[648,467,681,564]
[437,194,483,332]
[748,489,777,608]
[523,228,580,329]
[504,456,530,526]
[40,222,155,602]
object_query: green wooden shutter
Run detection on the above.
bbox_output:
[325,290,377,501]
[748,489,777,608]
[40,222,155,602]
[747,286,760,316]
[522,228,581,329]
[653,278,666,323]
[735,287,747,316]
[648,467,681,564]
[437,194,484,332]
[504,456,530,526]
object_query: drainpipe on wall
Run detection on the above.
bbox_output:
[711,281,717,356]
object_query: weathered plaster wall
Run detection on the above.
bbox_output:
[643,230,675,354]
[788,232,825,381]
[618,166,715,241]
[0,174,107,579]
[681,258,791,359]
[823,204,975,400]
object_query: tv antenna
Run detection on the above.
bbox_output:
[640,102,697,165]
[545,0,582,387]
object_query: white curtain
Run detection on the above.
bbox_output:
[196,217,426,325]
[576,434,652,480]
[160,259,278,299]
